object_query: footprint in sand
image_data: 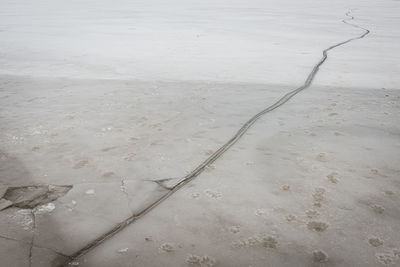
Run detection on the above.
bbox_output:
[103,171,115,178]
[190,192,200,199]
[307,221,329,232]
[327,172,340,184]
[281,184,291,191]
[159,243,175,253]
[305,210,319,219]
[229,226,240,234]
[376,253,393,265]
[312,187,326,207]
[204,189,222,199]
[232,235,278,249]
[315,153,327,162]
[232,236,259,248]
[101,146,117,152]
[124,153,136,161]
[261,236,278,248]
[370,169,379,175]
[383,190,394,197]
[186,254,216,267]
[393,248,400,259]
[313,250,328,263]
[370,204,385,214]
[285,214,296,222]
[368,237,383,247]
[74,159,88,169]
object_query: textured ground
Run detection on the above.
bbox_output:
[0,0,399,266]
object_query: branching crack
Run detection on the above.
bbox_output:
[148,178,176,190]
[0,230,67,258]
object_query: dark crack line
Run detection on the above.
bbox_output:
[0,234,21,242]
[0,233,67,258]
[28,210,36,267]
[33,244,69,258]
[62,11,369,266]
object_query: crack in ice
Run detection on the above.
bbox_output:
[61,10,370,266]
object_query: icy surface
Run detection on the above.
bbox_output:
[0,0,399,266]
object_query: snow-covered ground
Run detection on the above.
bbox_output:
[0,0,399,266]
